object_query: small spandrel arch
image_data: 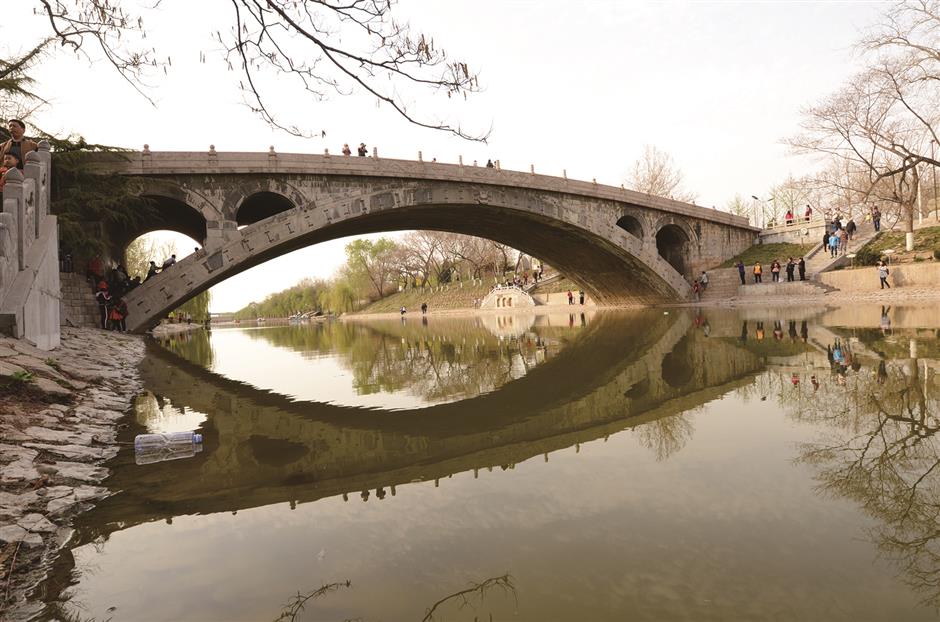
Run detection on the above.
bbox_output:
[236,192,296,227]
[616,215,644,240]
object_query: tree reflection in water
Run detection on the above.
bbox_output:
[155,328,215,369]
[762,334,940,608]
[238,319,563,403]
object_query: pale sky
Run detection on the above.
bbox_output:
[4,1,886,311]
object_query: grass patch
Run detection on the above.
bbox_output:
[357,281,494,314]
[856,225,940,257]
[718,243,812,269]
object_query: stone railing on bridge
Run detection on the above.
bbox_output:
[0,141,60,349]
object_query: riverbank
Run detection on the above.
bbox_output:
[673,285,940,308]
[0,327,145,621]
[151,321,206,338]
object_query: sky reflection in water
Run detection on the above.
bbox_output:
[48,306,940,621]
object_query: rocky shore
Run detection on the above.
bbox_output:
[0,327,145,621]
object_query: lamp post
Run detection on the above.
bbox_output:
[751,195,765,229]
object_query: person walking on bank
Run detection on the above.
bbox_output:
[736,261,746,285]
[753,262,763,283]
[578,290,585,305]
[699,271,708,292]
[798,257,806,281]
[872,206,882,232]
[567,290,574,305]
[785,258,795,282]
[421,302,428,315]
[94,282,112,330]
[828,232,839,258]
[771,260,781,282]
[822,229,830,253]
[878,261,891,289]
[845,218,857,241]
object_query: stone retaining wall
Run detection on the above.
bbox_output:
[819,262,940,292]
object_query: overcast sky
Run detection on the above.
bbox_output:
[6,1,886,311]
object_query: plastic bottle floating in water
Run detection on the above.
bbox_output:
[134,431,204,465]
[135,443,204,465]
[134,431,203,451]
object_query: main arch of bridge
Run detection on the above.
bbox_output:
[83,152,755,332]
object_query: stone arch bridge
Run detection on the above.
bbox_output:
[84,151,756,331]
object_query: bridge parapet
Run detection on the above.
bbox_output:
[0,141,59,349]
[87,150,754,230]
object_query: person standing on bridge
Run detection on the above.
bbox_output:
[162,254,177,270]
[736,261,746,285]
[804,204,813,222]
[342,143,351,156]
[145,261,159,281]
[357,143,368,156]
[0,119,38,170]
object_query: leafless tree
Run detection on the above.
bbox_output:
[789,1,940,245]
[627,144,697,203]
[28,0,486,140]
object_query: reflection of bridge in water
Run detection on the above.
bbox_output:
[76,311,764,542]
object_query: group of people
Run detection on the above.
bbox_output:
[783,204,814,226]
[566,290,586,305]
[0,119,37,190]
[85,251,180,331]
[342,143,370,157]
[735,257,806,285]
[823,215,857,258]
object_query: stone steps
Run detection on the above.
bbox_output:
[59,273,101,328]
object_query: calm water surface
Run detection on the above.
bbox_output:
[44,306,940,621]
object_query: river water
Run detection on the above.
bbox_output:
[43,306,940,621]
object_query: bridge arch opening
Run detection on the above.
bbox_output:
[616,215,644,240]
[113,195,208,255]
[656,224,689,276]
[236,192,295,227]
[661,335,694,388]
[124,230,202,281]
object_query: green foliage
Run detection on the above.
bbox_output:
[49,142,157,261]
[174,290,212,323]
[234,278,327,319]
[853,245,883,267]
[11,370,34,382]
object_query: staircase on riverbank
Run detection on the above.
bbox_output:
[801,221,879,278]
[59,273,100,328]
